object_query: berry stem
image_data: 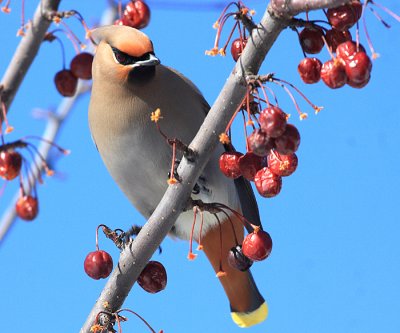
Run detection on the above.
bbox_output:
[187,207,198,260]
[116,309,158,333]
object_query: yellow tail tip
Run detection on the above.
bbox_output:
[231,302,268,328]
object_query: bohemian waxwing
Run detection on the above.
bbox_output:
[88,25,267,328]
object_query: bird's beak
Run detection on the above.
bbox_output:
[130,53,160,68]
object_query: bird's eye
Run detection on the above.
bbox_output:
[111,47,132,65]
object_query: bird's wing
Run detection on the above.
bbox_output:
[168,66,262,231]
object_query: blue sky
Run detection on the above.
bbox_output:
[1,1,400,332]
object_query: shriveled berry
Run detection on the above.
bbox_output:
[138,261,167,293]
[238,152,268,181]
[242,229,273,261]
[123,0,151,29]
[70,52,94,80]
[325,29,352,51]
[345,51,372,88]
[321,59,348,89]
[84,250,113,280]
[15,195,39,221]
[254,167,282,198]
[268,152,298,177]
[219,151,243,179]
[274,124,301,155]
[259,106,287,138]
[54,69,78,97]
[299,27,324,54]
[0,150,22,180]
[228,245,253,271]
[231,38,247,62]
[297,57,322,84]
[327,1,362,31]
[247,129,274,157]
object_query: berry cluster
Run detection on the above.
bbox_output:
[0,136,69,221]
[296,0,400,89]
[84,225,167,294]
[220,104,300,199]
[114,0,150,30]
[54,52,94,97]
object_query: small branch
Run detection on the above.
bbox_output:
[0,0,62,119]
[270,0,353,18]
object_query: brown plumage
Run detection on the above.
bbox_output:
[89,25,267,327]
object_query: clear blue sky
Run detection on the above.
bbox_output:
[1,1,400,332]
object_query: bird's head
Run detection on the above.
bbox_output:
[90,25,160,85]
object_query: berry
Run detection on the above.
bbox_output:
[54,69,78,97]
[84,250,113,280]
[274,124,301,155]
[231,38,247,62]
[228,245,253,271]
[336,41,366,62]
[254,167,282,198]
[327,1,363,31]
[123,0,151,30]
[325,29,352,52]
[219,151,243,179]
[321,59,348,89]
[137,261,167,294]
[238,152,268,181]
[345,51,372,88]
[0,150,22,180]
[297,57,322,84]
[247,129,274,157]
[299,27,324,54]
[259,106,287,138]
[70,52,94,80]
[268,152,298,177]
[15,195,39,221]
[242,229,273,261]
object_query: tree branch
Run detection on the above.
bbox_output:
[270,0,353,18]
[0,0,61,117]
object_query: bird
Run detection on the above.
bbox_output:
[88,25,267,328]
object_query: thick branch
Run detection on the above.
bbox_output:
[0,0,61,116]
[270,0,353,18]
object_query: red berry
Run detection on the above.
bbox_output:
[268,152,298,177]
[84,250,113,280]
[274,124,301,155]
[70,52,94,80]
[321,59,348,89]
[254,167,282,198]
[54,69,78,97]
[219,152,243,179]
[231,38,247,62]
[137,261,167,294]
[15,195,39,221]
[0,150,22,180]
[259,106,287,138]
[228,245,253,271]
[345,51,372,88]
[242,229,273,261]
[325,29,352,52]
[238,152,268,181]
[247,129,274,157]
[297,57,322,84]
[336,41,366,62]
[123,0,151,30]
[327,1,363,31]
[299,27,324,54]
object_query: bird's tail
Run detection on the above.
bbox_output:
[201,212,268,328]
